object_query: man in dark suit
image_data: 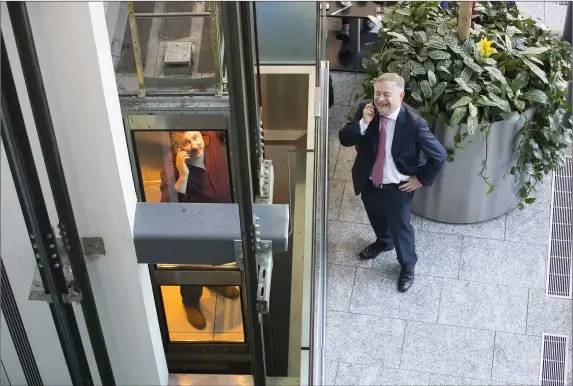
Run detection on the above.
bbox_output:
[339,73,446,292]
[160,130,239,330]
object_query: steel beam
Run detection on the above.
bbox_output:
[221,2,267,384]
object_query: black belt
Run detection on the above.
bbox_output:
[371,180,407,189]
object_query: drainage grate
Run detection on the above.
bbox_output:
[540,334,568,386]
[546,157,573,298]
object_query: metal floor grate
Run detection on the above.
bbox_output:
[540,334,569,386]
[546,156,573,298]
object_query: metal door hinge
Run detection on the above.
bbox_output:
[234,239,274,314]
[28,236,105,302]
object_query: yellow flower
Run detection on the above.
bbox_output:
[477,37,495,58]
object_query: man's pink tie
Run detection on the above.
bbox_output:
[371,116,388,186]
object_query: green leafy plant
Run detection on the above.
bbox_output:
[360,1,572,208]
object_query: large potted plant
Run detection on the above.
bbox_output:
[360,1,572,223]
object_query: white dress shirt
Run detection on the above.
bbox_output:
[359,106,409,184]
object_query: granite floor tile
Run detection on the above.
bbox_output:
[328,104,354,138]
[428,374,506,385]
[544,2,568,32]
[492,332,542,385]
[372,231,462,279]
[328,220,375,268]
[516,2,545,23]
[401,322,495,380]
[338,180,369,224]
[531,172,554,206]
[505,203,551,246]
[526,287,572,337]
[329,179,345,220]
[333,145,355,181]
[325,312,405,367]
[376,367,430,385]
[438,279,528,334]
[459,237,546,289]
[350,74,368,107]
[334,362,379,385]
[329,137,340,178]
[324,360,339,386]
[350,268,442,322]
[421,214,506,241]
[331,72,359,107]
[327,264,356,312]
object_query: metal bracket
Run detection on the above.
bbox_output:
[233,238,274,314]
[28,237,105,303]
[256,159,274,204]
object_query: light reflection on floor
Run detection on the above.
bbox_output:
[161,286,244,342]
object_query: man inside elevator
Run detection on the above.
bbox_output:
[160,130,239,330]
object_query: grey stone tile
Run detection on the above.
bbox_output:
[334,362,379,385]
[328,103,355,138]
[329,137,340,178]
[328,220,375,268]
[324,360,339,386]
[331,71,359,107]
[349,73,368,107]
[505,203,551,246]
[376,368,430,385]
[327,264,356,312]
[333,144,355,181]
[531,172,554,206]
[428,374,506,385]
[545,2,568,32]
[401,322,495,380]
[492,333,541,385]
[421,214,506,241]
[459,238,546,289]
[338,180,368,224]
[372,231,462,279]
[329,179,345,220]
[325,312,405,367]
[526,287,572,337]
[438,279,528,334]
[350,268,442,322]
[516,2,545,23]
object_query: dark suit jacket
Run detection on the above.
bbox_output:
[339,102,447,195]
[159,132,231,204]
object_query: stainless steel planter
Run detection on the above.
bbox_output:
[412,110,534,224]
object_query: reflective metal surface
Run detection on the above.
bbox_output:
[125,113,227,131]
[412,110,534,224]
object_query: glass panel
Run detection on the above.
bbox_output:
[254,2,317,64]
[160,285,244,343]
[132,130,232,204]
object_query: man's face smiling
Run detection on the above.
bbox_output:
[175,131,205,158]
[373,80,405,116]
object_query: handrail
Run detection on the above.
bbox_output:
[308,3,329,385]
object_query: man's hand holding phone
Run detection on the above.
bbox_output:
[175,149,190,178]
[362,102,376,125]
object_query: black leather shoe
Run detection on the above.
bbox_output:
[398,269,415,293]
[358,242,394,260]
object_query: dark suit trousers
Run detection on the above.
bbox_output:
[181,286,203,308]
[361,181,418,271]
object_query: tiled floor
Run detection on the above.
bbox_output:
[325,4,572,379]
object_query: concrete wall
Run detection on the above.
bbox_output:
[0,2,167,384]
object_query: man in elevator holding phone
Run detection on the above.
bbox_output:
[160,130,239,330]
[339,73,446,292]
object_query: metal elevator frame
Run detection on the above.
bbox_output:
[3,3,116,385]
